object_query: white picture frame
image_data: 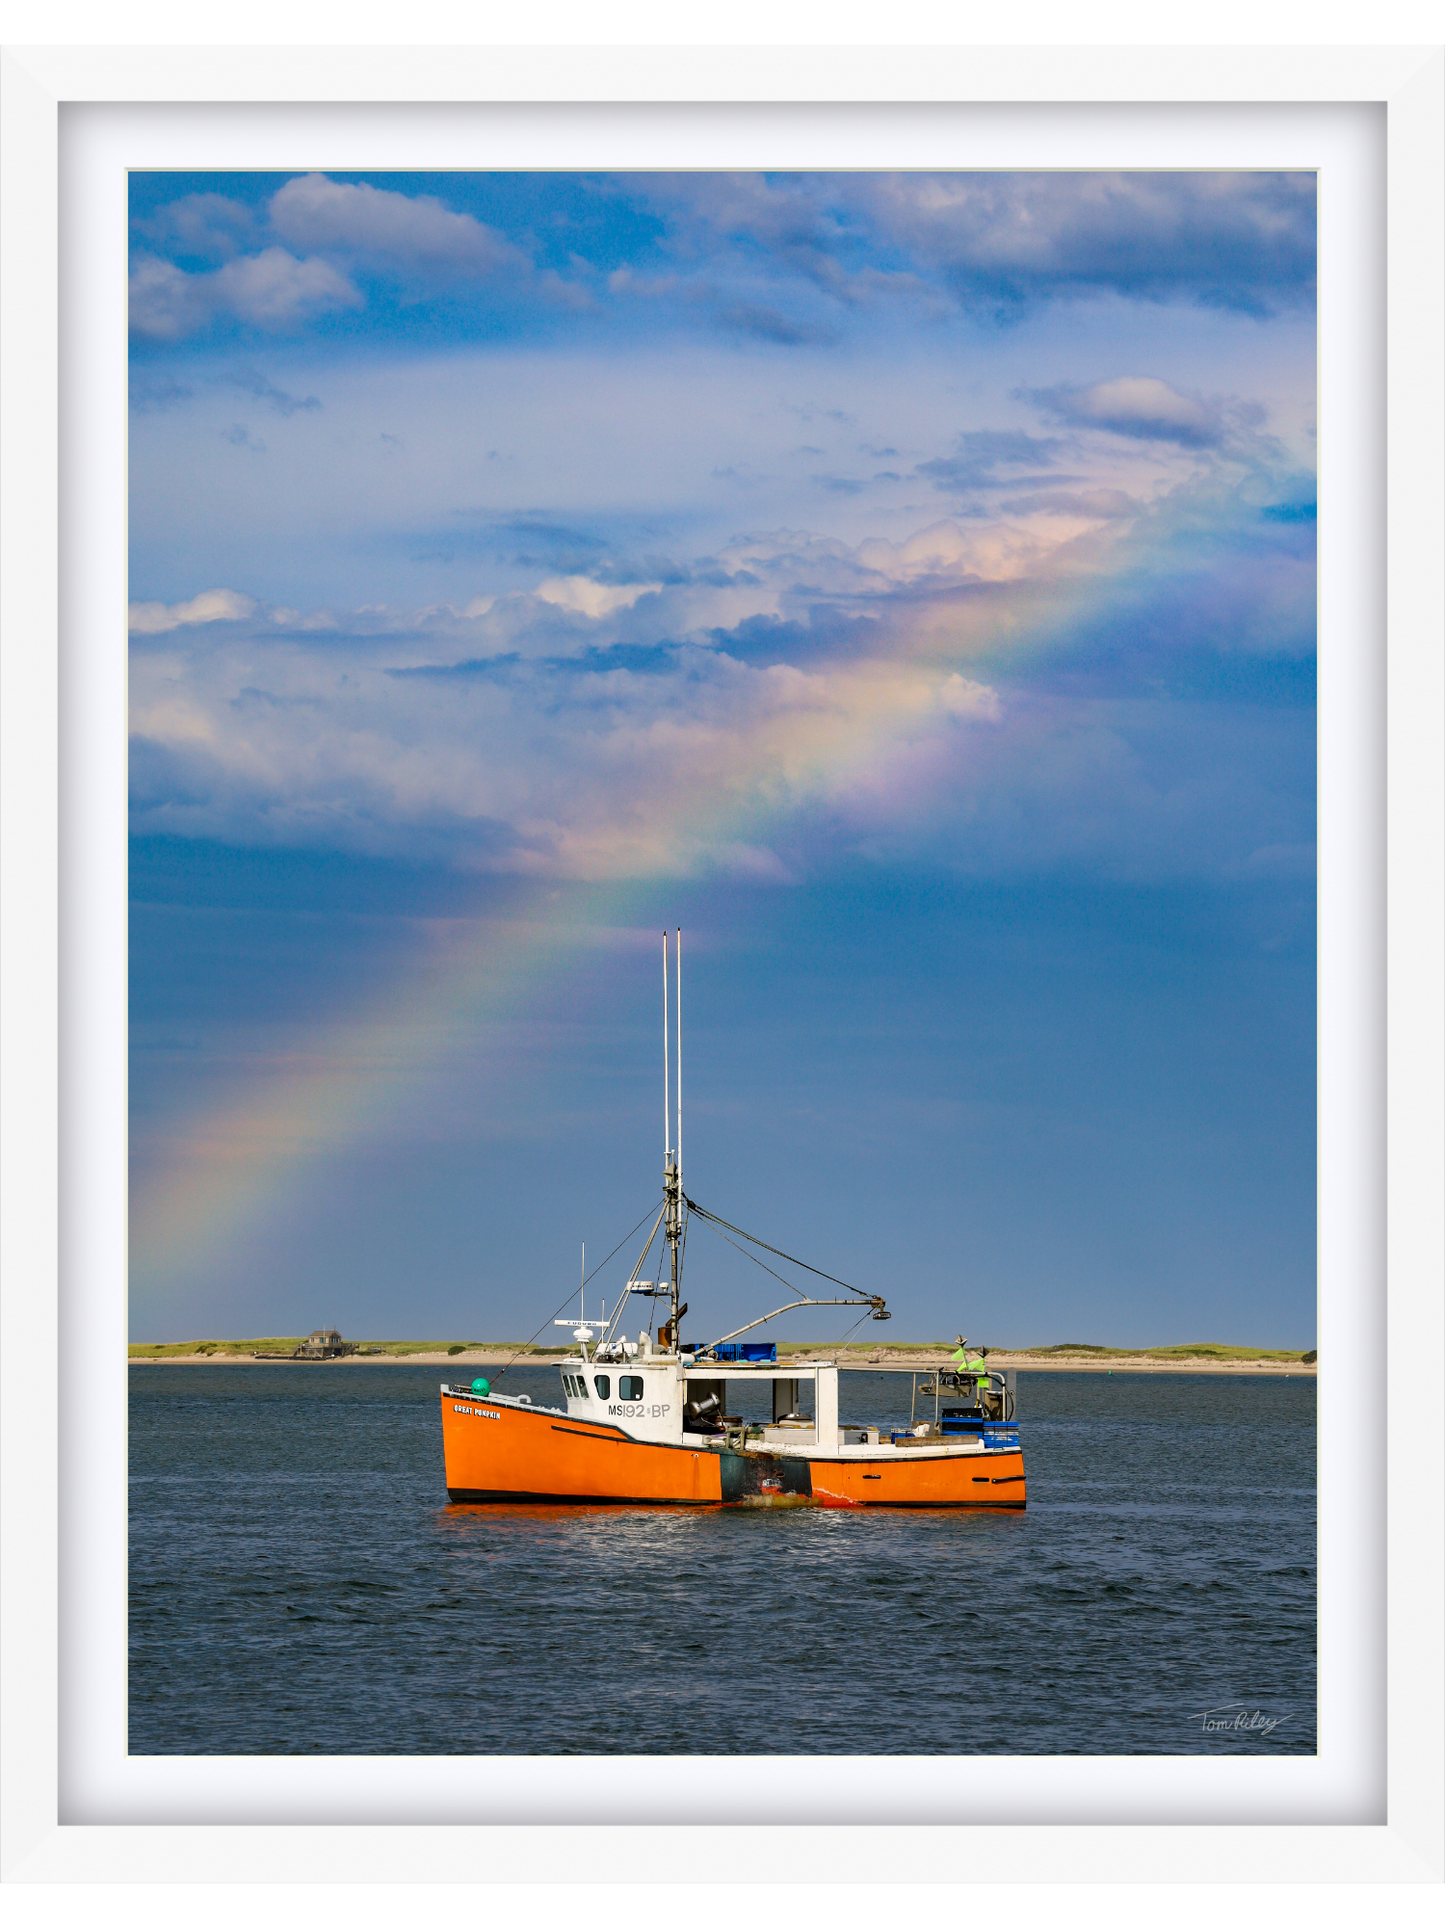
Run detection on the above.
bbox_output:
[2,34,1440,1895]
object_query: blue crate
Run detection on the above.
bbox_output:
[712,1342,777,1363]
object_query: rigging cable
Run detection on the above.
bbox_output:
[682,1196,871,1299]
[830,1306,877,1352]
[488,1198,663,1387]
[691,1209,801,1298]
[583,1203,663,1294]
[691,1212,879,1354]
[647,1216,668,1339]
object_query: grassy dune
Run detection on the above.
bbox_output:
[782,1341,1316,1364]
[125,1338,562,1358]
[130,1337,1315,1362]
[128,1339,302,1357]
[1017,1342,1314,1362]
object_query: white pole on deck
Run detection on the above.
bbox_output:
[676,928,682,1187]
[662,931,671,1166]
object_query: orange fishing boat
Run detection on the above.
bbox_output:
[441,932,1024,1510]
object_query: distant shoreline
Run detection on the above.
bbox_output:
[129,1342,1316,1375]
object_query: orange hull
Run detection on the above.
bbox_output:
[442,1390,1026,1508]
[443,1390,722,1504]
[807,1448,1025,1508]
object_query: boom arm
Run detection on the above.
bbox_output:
[704,1292,888,1351]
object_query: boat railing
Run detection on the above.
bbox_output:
[441,1383,564,1415]
[910,1368,1016,1427]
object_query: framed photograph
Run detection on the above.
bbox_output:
[2,36,1440,1894]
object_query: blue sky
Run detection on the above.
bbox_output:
[128,170,1317,1347]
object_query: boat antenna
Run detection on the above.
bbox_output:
[676,927,682,1196]
[663,928,683,1350]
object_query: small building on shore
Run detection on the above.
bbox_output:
[290,1328,354,1360]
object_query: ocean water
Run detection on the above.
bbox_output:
[128,1364,1316,1756]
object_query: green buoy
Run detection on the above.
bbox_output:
[471,1376,491,1395]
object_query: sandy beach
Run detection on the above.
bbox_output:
[130,1344,1315,1374]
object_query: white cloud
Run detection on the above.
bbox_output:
[270,174,523,279]
[999,489,1138,521]
[134,191,258,261]
[211,250,362,329]
[855,521,978,582]
[128,255,206,342]
[847,173,1316,313]
[628,173,1315,323]
[125,567,1013,880]
[939,674,1002,721]
[128,589,257,634]
[851,518,1081,590]
[125,470,1310,888]
[1034,378,1222,448]
[535,576,661,619]
[704,513,1124,613]
[129,249,360,341]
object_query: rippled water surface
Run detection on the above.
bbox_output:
[129,1365,1315,1755]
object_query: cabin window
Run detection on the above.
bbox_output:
[593,1374,610,1399]
[619,1375,644,1401]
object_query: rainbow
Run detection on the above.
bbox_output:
[127,545,1145,1305]
[129,894,637,1299]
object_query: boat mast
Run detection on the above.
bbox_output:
[663,928,683,1347]
[662,929,671,1175]
[676,926,682,1205]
